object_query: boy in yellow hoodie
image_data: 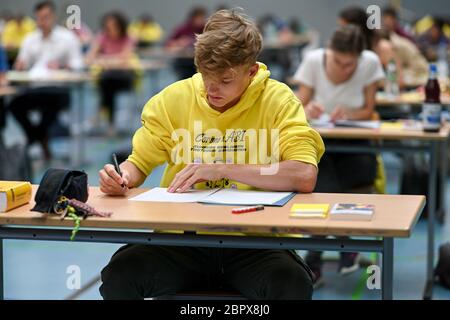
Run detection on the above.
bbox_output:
[98,9,324,300]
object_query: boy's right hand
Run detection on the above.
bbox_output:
[304,101,324,120]
[99,164,130,195]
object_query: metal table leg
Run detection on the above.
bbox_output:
[0,237,4,300]
[423,141,438,300]
[382,237,394,300]
[439,139,448,222]
[72,83,86,167]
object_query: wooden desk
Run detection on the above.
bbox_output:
[318,123,450,141]
[315,123,450,299]
[0,186,425,300]
[7,71,92,85]
[6,71,92,166]
[137,46,195,60]
[376,92,450,107]
[263,34,310,50]
[89,59,168,72]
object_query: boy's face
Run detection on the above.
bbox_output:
[202,64,259,111]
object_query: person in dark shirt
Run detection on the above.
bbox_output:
[382,6,416,43]
[166,6,207,80]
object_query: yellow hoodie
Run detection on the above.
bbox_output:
[128,63,324,189]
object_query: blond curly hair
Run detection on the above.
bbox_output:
[194,9,262,76]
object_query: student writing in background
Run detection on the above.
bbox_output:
[9,1,83,160]
[85,11,136,129]
[295,25,385,287]
[165,6,207,80]
[128,14,163,48]
[339,6,403,89]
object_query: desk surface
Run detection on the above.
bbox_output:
[7,71,92,84]
[376,92,450,106]
[0,86,17,97]
[0,186,425,237]
[262,34,310,50]
[316,123,450,141]
[89,58,168,72]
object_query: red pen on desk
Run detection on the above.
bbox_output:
[231,205,265,214]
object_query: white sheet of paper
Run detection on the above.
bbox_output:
[201,189,293,205]
[129,187,220,203]
[310,113,334,128]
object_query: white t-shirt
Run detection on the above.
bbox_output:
[17,25,84,70]
[293,48,385,114]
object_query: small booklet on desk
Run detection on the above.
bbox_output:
[329,203,374,221]
[0,181,32,212]
[289,203,329,219]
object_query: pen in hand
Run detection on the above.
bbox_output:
[112,153,126,188]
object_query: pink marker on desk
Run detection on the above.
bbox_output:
[231,205,265,214]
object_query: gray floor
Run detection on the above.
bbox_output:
[1,66,450,300]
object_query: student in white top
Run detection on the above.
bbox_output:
[294,28,384,121]
[9,1,83,160]
[294,25,384,287]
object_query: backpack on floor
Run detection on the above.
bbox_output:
[435,242,450,289]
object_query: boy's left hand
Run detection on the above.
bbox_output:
[168,164,225,193]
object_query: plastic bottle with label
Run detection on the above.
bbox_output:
[422,63,442,132]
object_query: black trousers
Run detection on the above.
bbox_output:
[98,70,134,124]
[9,87,70,144]
[0,97,5,130]
[315,140,377,193]
[100,245,314,300]
[306,140,377,266]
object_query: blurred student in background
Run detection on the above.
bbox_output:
[166,6,207,80]
[129,14,163,48]
[382,6,415,43]
[380,7,428,79]
[257,14,294,82]
[338,6,403,88]
[0,11,13,35]
[86,11,136,129]
[295,25,385,286]
[9,1,83,160]
[416,17,450,62]
[1,13,35,67]
[379,29,428,79]
[58,2,93,53]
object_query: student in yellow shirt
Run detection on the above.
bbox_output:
[1,14,35,49]
[98,9,324,300]
[128,14,163,48]
[1,14,35,66]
